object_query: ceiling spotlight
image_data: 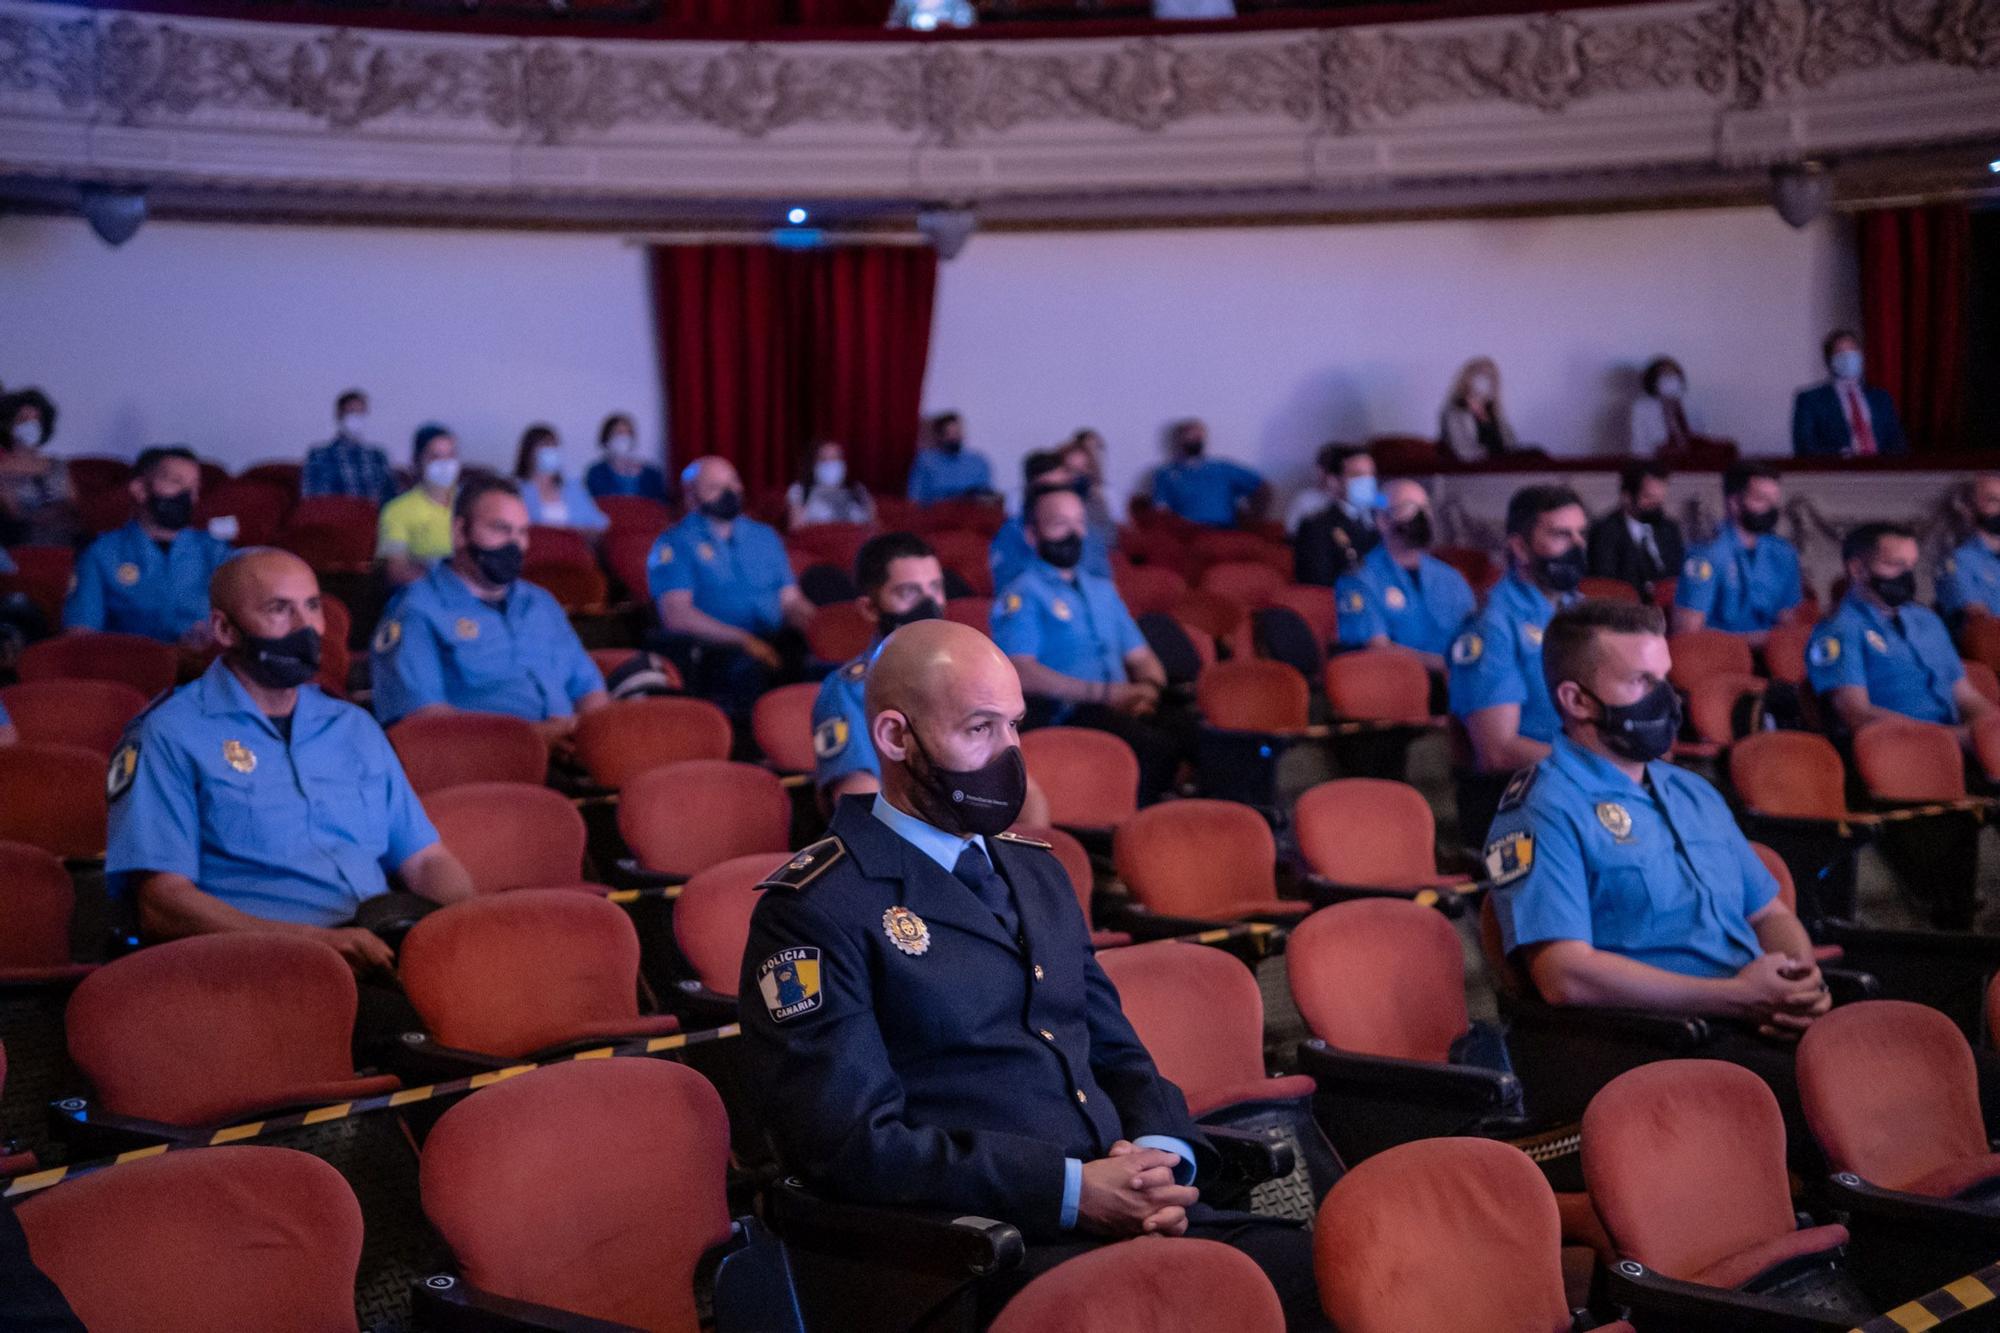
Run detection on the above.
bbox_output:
[79,185,147,247]
[1770,162,1833,230]
[786,207,808,225]
[1989,158,2000,174]
[917,207,977,260]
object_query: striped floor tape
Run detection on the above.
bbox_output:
[1851,1263,1999,1331]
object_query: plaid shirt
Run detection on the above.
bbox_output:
[301,437,397,503]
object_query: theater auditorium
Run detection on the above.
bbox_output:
[1,0,1998,1327]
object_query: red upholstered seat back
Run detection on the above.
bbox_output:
[674,853,787,997]
[1113,799,1279,919]
[420,1059,733,1333]
[17,1147,363,1333]
[1730,730,1850,821]
[1287,899,1469,1062]
[1096,941,1267,1117]
[423,781,589,893]
[0,679,150,756]
[1293,778,1440,887]
[1196,659,1310,732]
[618,760,793,879]
[1022,727,1141,831]
[1666,629,1755,694]
[990,1236,1284,1333]
[388,712,547,796]
[574,696,733,791]
[0,742,107,860]
[19,632,178,696]
[0,840,80,973]
[1316,1137,1573,1333]
[1323,648,1430,723]
[751,682,820,775]
[1853,718,1968,802]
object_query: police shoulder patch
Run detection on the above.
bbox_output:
[107,741,139,801]
[757,947,823,1022]
[759,836,846,892]
[1685,557,1714,581]
[372,619,402,653]
[1809,634,1841,667]
[812,716,850,760]
[1483,830,1535,886]
[1496,765,1537,813]
[1450,631,1484,666]
[993,830,1052,850]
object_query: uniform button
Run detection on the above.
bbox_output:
[1039,1029,1055,1041]
[1033,964,1045,981]
[1076,1089,1088,1104]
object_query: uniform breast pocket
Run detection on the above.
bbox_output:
[1589,852,1695,952]
[205,768,293,853]
[299,753,387,839]
[443,633,510,689]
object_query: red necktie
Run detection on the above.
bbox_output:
[1844,385,1877,456]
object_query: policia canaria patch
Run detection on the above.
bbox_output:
[757,947,823,1022]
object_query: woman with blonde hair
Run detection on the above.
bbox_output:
[1439,356,1519,461]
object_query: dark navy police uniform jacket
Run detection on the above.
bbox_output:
[739,797,1212,1241]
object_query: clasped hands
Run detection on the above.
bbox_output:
[1076,1140,1198,1238]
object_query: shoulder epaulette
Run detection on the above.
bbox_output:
[759,836,846,892]
[1496,765,1538,814]
[840,658,868,682]
[993,830,1052,851]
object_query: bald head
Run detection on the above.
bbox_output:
[866,620,1025,800]
[683,456,741,503]
[1973,474,2000,529]
[1379,478,1434,553]
[209,547,325,660]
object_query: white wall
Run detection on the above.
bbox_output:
[0,206,1856,512]
[924,208,1859,507]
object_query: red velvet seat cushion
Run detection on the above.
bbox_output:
[1188,1074,1317,1120]
[1904,1153,2000,1201]
[1691,1224,1848,1291]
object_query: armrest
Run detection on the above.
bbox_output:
[1742,812,1880,839]
[410,1274,640,1332]
[49,1096,205,1152]
[609,859,685,892]
[1298,872,1480,918]
[1816,920,2000,961]
[1598,1259,1854,1333]
[1818,966,1878,1004]
[764,1177,1024,1279]
[1204,1124,1295,1189]
[1503,998,1712,1051]
[1294,1040,1523,1114]
[672,980,741,1029]
[1822,1172,2000,1242]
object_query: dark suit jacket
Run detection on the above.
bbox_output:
[1586,509,1685,597]
[739,798,1211,1240]
[1791,382,1906,457]
[1294,503,1380,587]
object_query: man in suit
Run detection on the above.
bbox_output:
[1586,461,1684,602]
[1792,329,1906,458]
[740,618,1325,1328]
[1292,444,1381,586]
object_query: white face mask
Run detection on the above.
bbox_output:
[1830,349,1864,382]
[813,458,847,489]
[339,412,367,439]
[423,457,461,490]
[608,432,641,460]
[11,419,41,448]
[533,444,562,477]
[1468,375,1496,400]
[1657,375,1685,400]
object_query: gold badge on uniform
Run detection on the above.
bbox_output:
[1001,592,1023,616]
[1595,801,1633,839]
[652,543,673,565]
[1343,591,1366,613]
[882,906,931,957]
[454,617,479,641]
[1864,630,1888,653]
[1384,587,1407,611]
[1051,598,1072,621]
[223,740,257,774]
[1523,624,1543,646]
[115,562,141,586]
[697,543,715,562]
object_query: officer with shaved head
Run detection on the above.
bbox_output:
[107,548,472,977]
[740,619,1325,1328]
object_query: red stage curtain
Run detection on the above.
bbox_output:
[649,244,937,498]
[1859,203,1970,453]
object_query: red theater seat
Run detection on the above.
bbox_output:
[0,544,74,624]
[1197,658,1310,733]
[387,711,547,796]
[1113,799,1309,924]
[1114,565,1189,618]
[0,1040,34,1176]
[422,781,594,894]
[673,853,788,999]
[1666,628,1754,695]
[618,760,792,880]
[1323,648,1431,724]
[751,682,819,776]
[805,601,874,664]
[19,632,178,697]
[1262,583,1337,647]
[1014,823,1127,948]
[991,1237,1284,1333]
[573,695,732,791]
[1288,899,1468,1066]
[195,478,290,548]
[0,841,95,985]
[1200,560,1285,609]
[1292,778,1473,909]
[0,743,107,860]
[0,678,149,756]
[1021,726,1140,834]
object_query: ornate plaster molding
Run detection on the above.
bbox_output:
[0,0,1993,206]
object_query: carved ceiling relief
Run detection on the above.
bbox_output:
[0,0,1991,150]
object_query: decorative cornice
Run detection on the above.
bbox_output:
[0,0,1993,208]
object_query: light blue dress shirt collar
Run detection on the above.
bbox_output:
[869,793,991,872]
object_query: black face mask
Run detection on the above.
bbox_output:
[1869,570,1917,609]
[1584,678,1682,764]
[906,729,1027,838]
[1395,511,1434,548]
[233,624,322,691]
[468,541,524,587]
[145,491,194,531]
[1632,505,1665,526]
[1533,545,1586,595]
[1739,507,1780,536]
[938,438,964,456]
[1180,440,1205,460]
[1071,477,1094,501]
[1978,513,2000,538]
[1036,533,1085,570]
[877,597,941,638]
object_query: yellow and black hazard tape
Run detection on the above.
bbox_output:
[605,884,684,904]
[1,1022,741,1201]
[1850,1259,1998,1331]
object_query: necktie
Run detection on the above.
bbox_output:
[953,843,1019,939]
[1845,385,1877,456]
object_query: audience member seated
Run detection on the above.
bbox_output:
[1485,600,1830,1038]
[583,411,670,502]
[107,549,472,978]
[301,387,397,503]
[1627,356,1708,454]
[1439,356,1519,461]
[514,423,608,532]
[1936,471,2000,626]
[1449,484,1586,796]
[649,455,814,718]
[994,486,1189,802]
[814,532,949,803]
[1810,521,1994,741]
[63,445,232,647]
[1149,419,1267,529]
[991,445,1113,593]
[370,476,608,749]
[0,385,77,548]
[1793,327,1906,458]
[1069,426,1115,532]
[787,439,876,528]
[1586,461,1684,602]
[375,422,460,588]
[906,410,994,504]
[1334,478,1474,674]
[1671,462,1801,646]
[1290,444,1379,586]
[741,619,1328,1330]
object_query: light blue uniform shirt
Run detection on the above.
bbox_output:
[106,659,438,927]
[991,562,1148,717]
[1937,536,2000,620]
[64,521,232,642]
[989,515,1114,593]
[867,794,1192,1227]
[907,448,994,504]
[646,512,796,635]
[369,564,604,726]
[812,653,877,790]
[1336,544,1477,657]
[1448,571,1569,746]
[1150,458,1263,528]
[1807,592,1963,726]
[1673,524,1802,633]
[1484,734,1775,979]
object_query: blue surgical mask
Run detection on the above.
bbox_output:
[1345,474,1379,511]
[1831,349,1864,381]
[533,444,562,477]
